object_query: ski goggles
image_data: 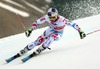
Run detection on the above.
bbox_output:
[49,16,57,20]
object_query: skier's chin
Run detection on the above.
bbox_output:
[50,20,56,22]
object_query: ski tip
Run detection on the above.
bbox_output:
[21,59,26,63]
[5,57,14,63]
[21,56,31,63]
[5,59,10,63]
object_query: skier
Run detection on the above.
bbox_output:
[6,8,86,62]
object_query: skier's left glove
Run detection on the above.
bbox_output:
[78,30,86,39]
[25,28,33,37]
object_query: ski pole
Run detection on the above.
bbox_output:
[86,29,100,35]
[16,13,26,30]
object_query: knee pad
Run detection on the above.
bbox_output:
[51,34,61,41]
[42,36,54,47]
[34,36,44,45]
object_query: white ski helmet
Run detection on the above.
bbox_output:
[47,8,58,17]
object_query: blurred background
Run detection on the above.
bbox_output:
[0,0,100,38]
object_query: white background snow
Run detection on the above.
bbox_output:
[0,14,100,69]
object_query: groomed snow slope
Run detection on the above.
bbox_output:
[0,14,100,69]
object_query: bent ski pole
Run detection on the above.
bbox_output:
[86,29,100,35]
[16,13,26,30]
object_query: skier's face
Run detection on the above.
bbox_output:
[49,16,57,22]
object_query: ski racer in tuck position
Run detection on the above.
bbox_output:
[20,7,86,56]
[6,8,86,62]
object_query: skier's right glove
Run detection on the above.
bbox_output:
[25,28,33,37]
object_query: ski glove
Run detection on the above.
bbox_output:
[25,28,33,37]
[78,30,86,39]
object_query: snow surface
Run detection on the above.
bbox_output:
[0,14,100,69]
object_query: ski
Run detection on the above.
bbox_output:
[5,53,20,63]
[22,52,37,63]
